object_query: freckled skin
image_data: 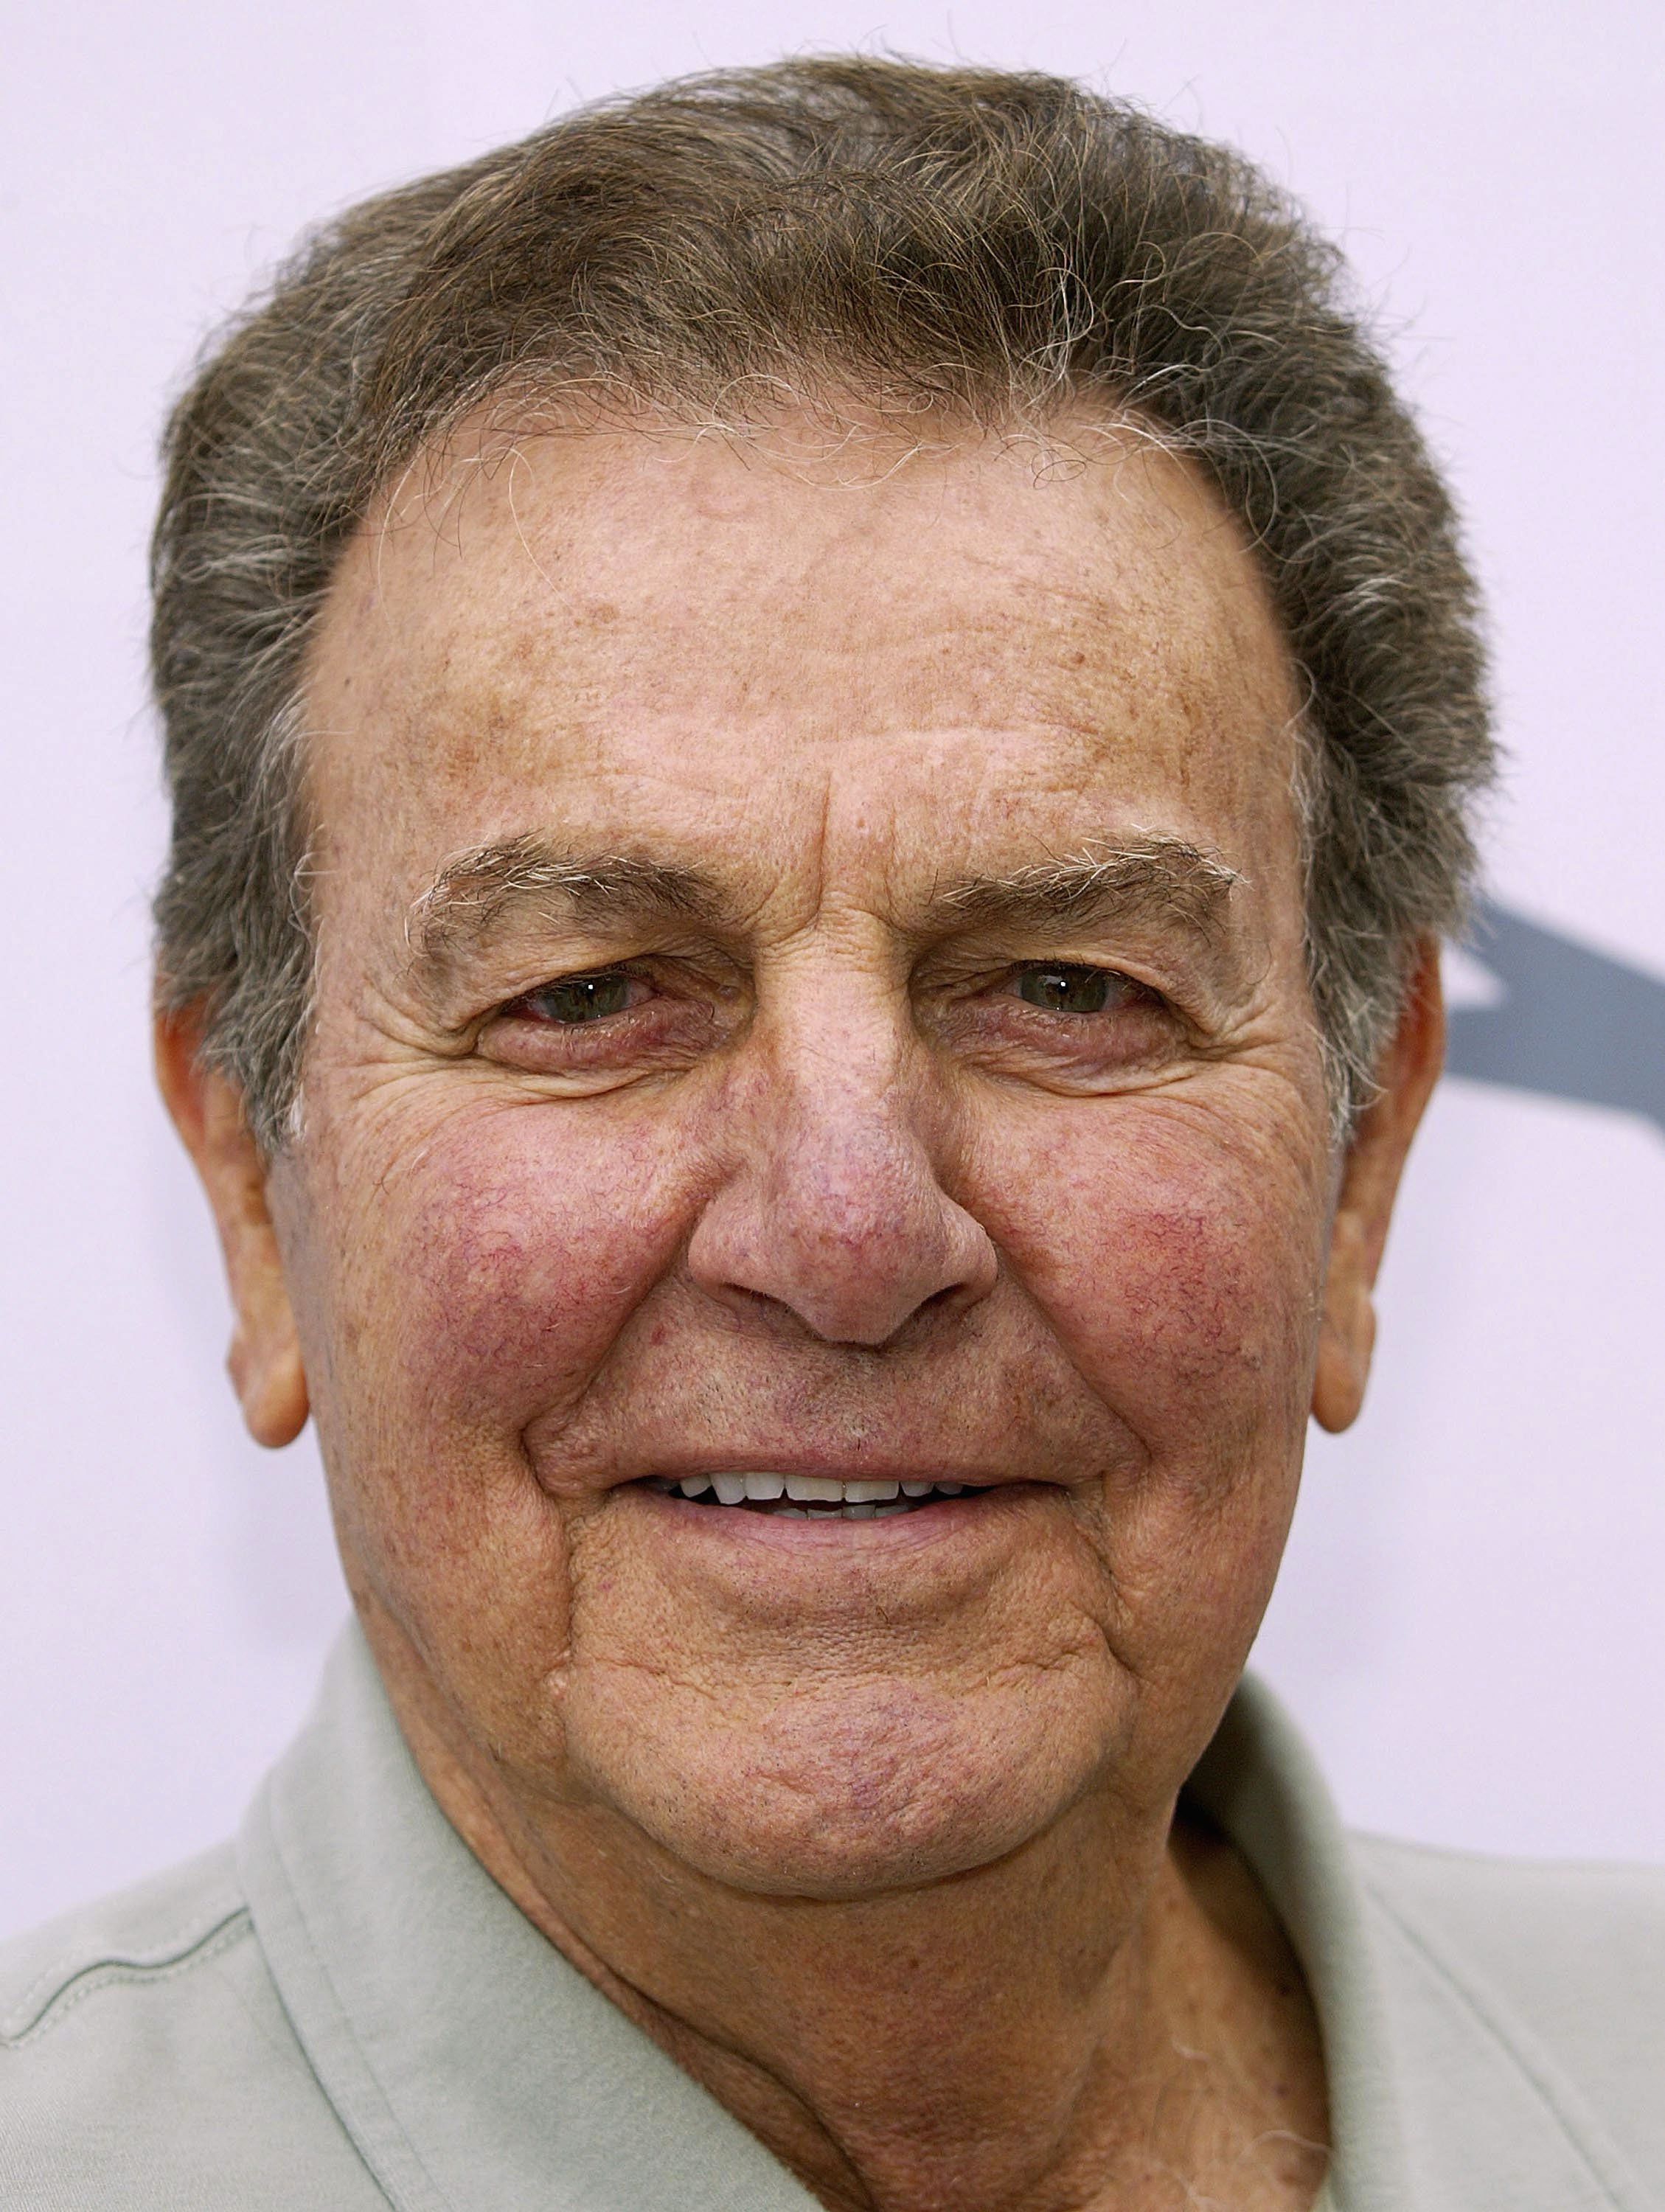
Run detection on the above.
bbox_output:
[159,417,1443,2212]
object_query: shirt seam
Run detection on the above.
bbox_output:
[1,1879,246,2031]
[0,1908,253,2050]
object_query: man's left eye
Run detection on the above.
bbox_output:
[1006,964,1131,1014]
[518,972,640,1024]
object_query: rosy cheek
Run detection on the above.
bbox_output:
[977,1105,1323,1449]
[340,1105,691,1439]
[308,1104,698,1717]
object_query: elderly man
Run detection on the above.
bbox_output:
[4,55,1659,2212]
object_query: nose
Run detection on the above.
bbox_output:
[685,1023,999,1349]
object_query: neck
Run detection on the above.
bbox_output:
[370,1623,1328,2211]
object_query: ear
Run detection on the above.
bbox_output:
[154,1005,310,1448]
[1312,938,1445,1434]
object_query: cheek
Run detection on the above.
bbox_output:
[330,1102,689,1441]
[967,1091,1328,1654]
[292,1100,695,1721]
[978,1093,1327,1436]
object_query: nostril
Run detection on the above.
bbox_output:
[684,1106,1001,1347]
[695,1276,962,1352]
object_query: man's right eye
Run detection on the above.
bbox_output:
[515,973,639,1024]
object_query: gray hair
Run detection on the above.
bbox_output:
[151,55,1492,1151]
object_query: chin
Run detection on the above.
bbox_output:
[564,1669,1120,1899]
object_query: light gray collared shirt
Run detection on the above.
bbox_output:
[4,1625,1661,2209]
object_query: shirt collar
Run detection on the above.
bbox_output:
[238,1624,819,2212]
[1186,1680,1653,2212]
[1183,1679,1411,2212]
[237,1621,1622,2212]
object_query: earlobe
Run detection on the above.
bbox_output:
[1312,1211,1375,1433]
[154,1005,310,1450]
[1310,938,1445,1436]
[227,1308,310,1449]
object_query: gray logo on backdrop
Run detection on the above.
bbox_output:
[1447,901,1665,1135]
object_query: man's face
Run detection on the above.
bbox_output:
[271,417,1335,1895]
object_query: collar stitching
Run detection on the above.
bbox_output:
[1,1910,251,2049]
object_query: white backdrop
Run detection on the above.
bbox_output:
[4,0,1663,1940]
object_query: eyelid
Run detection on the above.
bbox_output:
[919,929,1167,982]
[492,954,682,1020]
[997,962,1167,1011]
[1001,959,1140,981]
[492,935,749,1002]
[503,964,642,1006]
[957,956,1166,1003]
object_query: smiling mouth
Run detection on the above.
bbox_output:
[645,1472,972,1520]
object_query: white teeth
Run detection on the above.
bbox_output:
[768,1503,808,1517]
[659,1472,977,1514]
[785,1474,845,1502]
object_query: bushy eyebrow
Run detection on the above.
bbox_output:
[931,839,1240,942]
[408,834,723,973]
[405,828,1241,990]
